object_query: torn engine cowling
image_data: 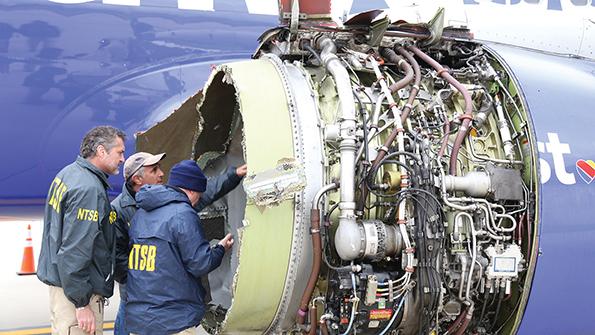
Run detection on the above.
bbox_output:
[139,19,537,335]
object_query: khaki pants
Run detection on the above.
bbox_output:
[49,286,104,335]
[132,328,196,335]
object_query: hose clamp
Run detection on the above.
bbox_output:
[437,68,448,76]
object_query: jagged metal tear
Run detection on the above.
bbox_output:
[140,56,325,334]
[196,61,308,334]
[243,159,306,209]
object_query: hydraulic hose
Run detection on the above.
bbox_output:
[368,56,415,280]
[395,45,421,122]
[320,318,330,335]
[319,314,333,335]
[304,44,324,65]
[364,46,421,207]
[438,117,451,159]
[517,212,526,246]
[445,306,467,335]
[379,48,413,93]
[408,45,473,176]
[297,208,322,325]
[370,48,416,171]
[297,184,338,325]
[454,304,475,335]
[490,290,505,331]
[308,304,317,335]
[378,291,408,335]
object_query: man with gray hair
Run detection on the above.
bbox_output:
[112,152,247,334]
[126,160,240,334]
[38,125,126,335]
[112,151,166,335]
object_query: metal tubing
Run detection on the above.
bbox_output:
[495,213,517,233]
[368,57,414,281]
[494,95,516,160]
[443,171,491,197]
[340,272,358,335]
[456,212,477,303]
[458,253,468,302]
[356,93,384,162]
[313,183,339,210]
[316,36,359,261]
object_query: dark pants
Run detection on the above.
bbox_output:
[114,284,129,335]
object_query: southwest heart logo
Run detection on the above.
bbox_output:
[576,159,595,184]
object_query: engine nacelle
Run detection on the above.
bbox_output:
[139,16,538,335]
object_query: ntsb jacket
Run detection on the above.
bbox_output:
[112,166,242,300]
[126,184,227,335]
[37,156,117,308]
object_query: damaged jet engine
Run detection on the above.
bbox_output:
[138,9,537,335]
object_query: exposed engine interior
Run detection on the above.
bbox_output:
[139,13,538,335]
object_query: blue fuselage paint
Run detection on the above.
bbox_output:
[0,0,276,217]
[487,42,595,334]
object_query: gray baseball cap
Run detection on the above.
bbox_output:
[124,152,166,180]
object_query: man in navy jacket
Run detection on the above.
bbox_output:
[126,160,237,334]
[113,153,245,335]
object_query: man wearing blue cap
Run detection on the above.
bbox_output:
[125,160,241,335]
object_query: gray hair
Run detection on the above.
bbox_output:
[133,166,145,178]
[126,166,145,188]
[80,126,126,158]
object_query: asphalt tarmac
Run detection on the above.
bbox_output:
[1,220,210,334]
[1,220,119,333]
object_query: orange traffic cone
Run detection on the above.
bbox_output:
[17,224,36,276]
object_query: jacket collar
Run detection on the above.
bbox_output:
[119,183,137,207]
[76,156,110,189]
[136,184,191,211]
